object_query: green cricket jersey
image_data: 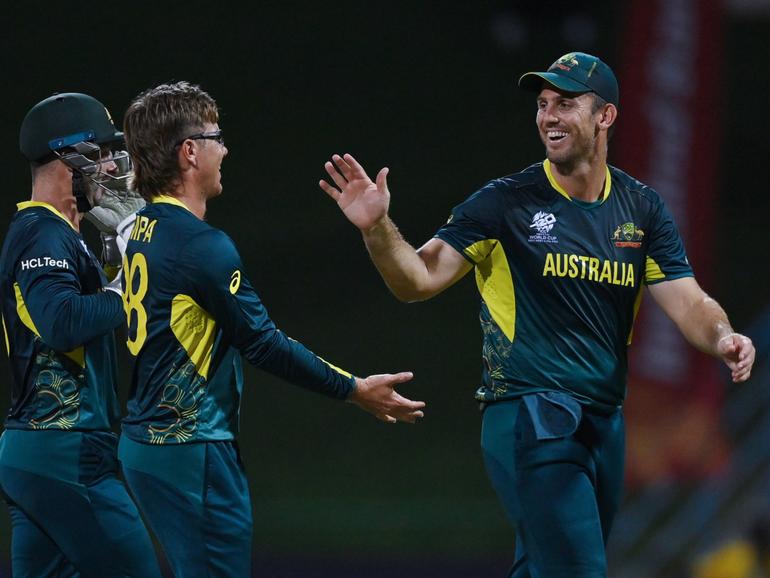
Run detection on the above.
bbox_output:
[121,195,355,445]
[0,201,123,432]
[435,161,693,412]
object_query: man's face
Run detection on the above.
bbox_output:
[84,147,119,205]
[536,87,603,167]
[197,122,228,199]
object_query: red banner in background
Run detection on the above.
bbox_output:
[613,0,729,487]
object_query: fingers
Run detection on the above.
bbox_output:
[323,160,349,191]
[379,408,425,424]
[732,340,755,383]
[318,178,341,202]
[376,167,390,194]
[719,334,755,383]
[342,153,366,175]
[332,154,355,181]
[388,371,414,385]
[381,391,425,424]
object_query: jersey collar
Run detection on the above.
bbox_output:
[151,194,193,213]
[16,201,77,231]
[543,159,612,204]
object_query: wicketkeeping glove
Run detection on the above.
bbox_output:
[100,212,137,294]
[84,166,146,235]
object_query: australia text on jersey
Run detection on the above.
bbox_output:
[542,252,635,287]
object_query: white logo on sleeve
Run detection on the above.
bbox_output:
[528,211,559,244]
[19,257,70,270]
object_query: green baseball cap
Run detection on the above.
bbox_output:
[19,92,123,164]
[518,52,619,107]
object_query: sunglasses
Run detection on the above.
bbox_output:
[175,130,224,148]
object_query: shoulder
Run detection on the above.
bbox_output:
[485,162,544,195]
[458,163,544,209]
[182,225,240,264]
[10,207,78,253]
[609,165,664,208]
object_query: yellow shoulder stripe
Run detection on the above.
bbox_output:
[152,194,193,213]
[16,201,76,231]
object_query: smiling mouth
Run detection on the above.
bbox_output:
[547,130,568,142]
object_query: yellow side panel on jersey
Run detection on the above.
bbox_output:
[13,283,84,366]
[467,240,516,342]
[644,256,665,283]
[170,294,216,379]
[626,285,646,345]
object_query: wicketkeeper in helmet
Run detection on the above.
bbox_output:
[0,92,160,577]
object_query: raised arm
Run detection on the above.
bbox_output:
[320,153,471,302]
[647,276,755,382]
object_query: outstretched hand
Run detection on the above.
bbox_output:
[348,371,425,424]
[717,333,755,383]
[320,153,390,231]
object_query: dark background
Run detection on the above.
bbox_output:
[0,2,767,576]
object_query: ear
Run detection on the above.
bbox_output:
[178,139,199,169]
[598,103,618,130]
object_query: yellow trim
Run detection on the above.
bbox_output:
[170,294,216,379]
[2,314,9,356]
[152,194,192,212]
[14,282,40,337]
[13,282,84,366]
[318,357,353,379]
[626,286,646,345]
[543,160,612,203]
[466,239,516,341]
[644,256,665,283]
[16,201,76,231]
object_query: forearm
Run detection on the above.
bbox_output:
[361,218,434,302]
[40,291,124,350]
[243,329,356,399]
[676,293,734,356]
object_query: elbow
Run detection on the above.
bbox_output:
[389,285,437,303]
[41,302,83,351]
[41,328,81,352]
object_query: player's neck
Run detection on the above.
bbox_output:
[30,180,81,231]
[549,153,608,203]
[172,185,208,220]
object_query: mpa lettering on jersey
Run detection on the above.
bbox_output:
[129,216,157,243]
[542,252,635,287]
[19,257,69,271]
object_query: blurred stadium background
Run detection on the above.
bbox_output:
[0,1,768,576]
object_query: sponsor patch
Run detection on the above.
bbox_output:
[20,257,69,271]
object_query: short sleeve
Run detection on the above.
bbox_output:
[643,197,694,285]
[434,181,505,264]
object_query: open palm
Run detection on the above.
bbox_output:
[320,153,390,231]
